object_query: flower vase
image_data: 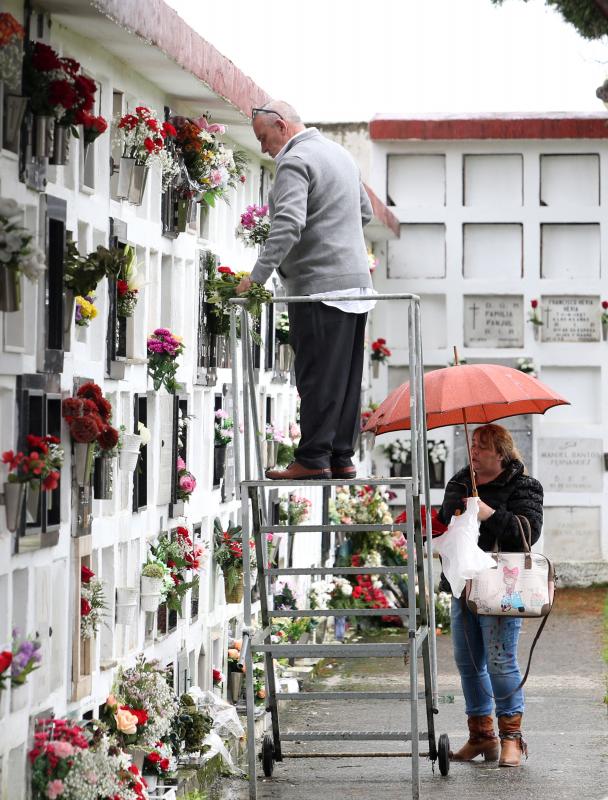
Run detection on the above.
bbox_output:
[277,343,294,373]
[390,461,409,478]
[602,321,608,342]
[140,576,164,613]
[115,587,138,625]
[334,615,346,641]
[2,91,27,151]
[430,460,445,488]
[126,746,147,772]
[25,479,41,523]
[116,156,135,199]
[128,162,149,206]
[64,290,75,333]
[212,334,231,368]
[213,444,227,486]
[32,115,54,159]
[175,198,192,232]
[93,455,114,500]
[372,359,380,379]
[3,481,25,532]
[49,121,69,166]
[143,774,158,792]
[264,440,280,470]
[73,442,94,487]
[0,266,20,312]
[532,324,541,341]
[224,573,244,604]
[229,670,244,705]
[119,448,140,472]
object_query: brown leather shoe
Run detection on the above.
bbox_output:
[331,465,357,479]
[498,713,527,767]
[265,462,331,481]
[450,715,499,762]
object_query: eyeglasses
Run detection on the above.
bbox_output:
[251,107,285,122]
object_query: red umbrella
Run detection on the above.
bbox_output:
[363,360,569,494]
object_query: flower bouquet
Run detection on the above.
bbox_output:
[212,667,224,688]
[80,564,107,640]
[381,438,411,476]
[213,517,255,603]
[235,203,270,247]
[143,741,176,783]
[370,337,391,364]
[116,244,140,317]
[278,494,312,526]
[107,656,179,749]
[0,13,24,93]
[175,456,197,502]
[147,328,184,393]
[515,357,537,377]
[205,262,272,343]
[11,629,41,686]
[2,433,64,492]
[601,300,608,340]
[367,248,379,272]
[0,197,45,311]
[75,294,97,327]
[115,106,178,190]
[148,527,200,614]
[62,382,119,487]
[171,114,247,206]
[214,409,234,447]
[275,311,290,345]
[0,649,11,691]
[528,298,543,341]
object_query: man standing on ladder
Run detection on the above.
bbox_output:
[236,100,375,481]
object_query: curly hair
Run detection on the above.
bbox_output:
[473,424,524,470]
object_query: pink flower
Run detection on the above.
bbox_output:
[179,474,196,494]
[176,456,186,471]
[49,741,74,758]
[46,780,65,799]
[215,409,229,420]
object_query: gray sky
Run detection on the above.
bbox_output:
[165,0,607,122]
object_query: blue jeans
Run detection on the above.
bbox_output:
[451,597,524,718]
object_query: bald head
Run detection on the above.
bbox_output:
[252,100,305,158]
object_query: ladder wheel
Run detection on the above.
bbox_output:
[438,733,450,776]
[262,733,275,777]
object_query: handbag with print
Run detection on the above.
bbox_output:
[465,515,555,618]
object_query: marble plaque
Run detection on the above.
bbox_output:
[541,295,600,342]
[542,506,601,561]
[537,438,603,493]
[463,295,523,348]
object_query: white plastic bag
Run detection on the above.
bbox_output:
[432,496,496,597]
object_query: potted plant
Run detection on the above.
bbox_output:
[80,564,107,640]
[114,106,178,204]
[0,197,45,313]
[213,517,255,604]
[370,337,391,378]
[148,527,201,616]
[0,14,27,152]
[1,434,63,532]
[140,561,167,613]
[213,410,233,485]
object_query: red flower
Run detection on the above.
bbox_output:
[31,42,62,72]
[212,668,223,682]
[239,175,246,183]
[77,382,103,401]
[218,266,234,275]
[70,415,101,443]
[80,597,91,616]
[49,79,77,110]
[61,57,81,76]
[602,300,608,310]
[62,397,83,419]
[143,137,156,153]
[176,526,189,538]
[96,397,112,422]
[160,758,170,771]
[135,106,150,116]
[146,751,162,764]
[162,122,177,138]
[81,564,95,583]
[0,651,12,674]
[97,425,119,451]
[130,707,149,727]
[530,299,538,309]
[42,471,60,491]
[117,279,129,296]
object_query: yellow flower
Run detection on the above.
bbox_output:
[234,271,250,281]
[76,296,98,320]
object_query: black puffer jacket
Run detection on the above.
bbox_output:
[437,459,543,593]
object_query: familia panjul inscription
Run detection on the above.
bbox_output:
[464,295,523,348]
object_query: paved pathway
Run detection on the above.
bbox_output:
[214,588,608,800]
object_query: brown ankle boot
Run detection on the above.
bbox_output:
[450,715,499,762]
[498,713,528,767]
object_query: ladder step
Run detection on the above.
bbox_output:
[266,567,409,576]
[243,478,412,488]
[251,643,410,658]
[276,691,422,701]
[260,523,406,533]
[270,608,412,617]
[281,730,428,742]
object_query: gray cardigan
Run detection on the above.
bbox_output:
[250,128,374,295]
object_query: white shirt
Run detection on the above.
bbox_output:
[274,130,376,314]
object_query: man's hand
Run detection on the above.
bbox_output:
[235,276,253,295]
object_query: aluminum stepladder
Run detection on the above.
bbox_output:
[228,294,449,800]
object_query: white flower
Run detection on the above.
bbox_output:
[137,421,151,446]
[0,198,20,219]
[341,583,353,597]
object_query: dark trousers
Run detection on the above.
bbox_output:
[288,302,366,469]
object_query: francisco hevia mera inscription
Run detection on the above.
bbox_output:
[541,295,600,343]
[464,295,523,348]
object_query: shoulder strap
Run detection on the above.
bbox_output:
[460,593,552,701]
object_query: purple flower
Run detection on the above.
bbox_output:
[154,328,171,337]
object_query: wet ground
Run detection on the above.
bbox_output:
[211,588,608,800]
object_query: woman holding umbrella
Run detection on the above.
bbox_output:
[437,423,543,768]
